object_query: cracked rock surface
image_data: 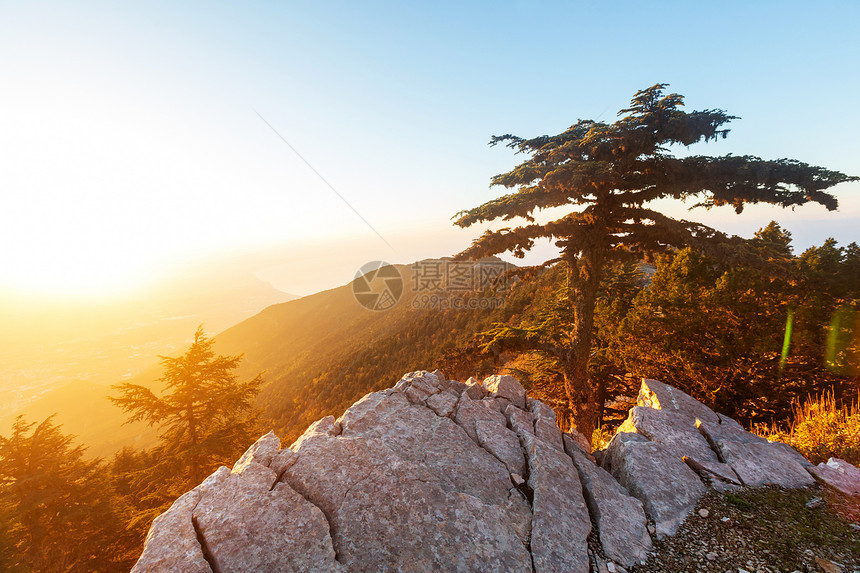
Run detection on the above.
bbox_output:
[133,372,849,573]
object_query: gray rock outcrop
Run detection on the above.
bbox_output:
[131,488,212,573]
[521,432,591,573]
[618,406,718,464]
[134,372,832,572]
[483,374,527,409]
[620,378,815,491]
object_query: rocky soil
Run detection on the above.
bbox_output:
[625,486,859,573]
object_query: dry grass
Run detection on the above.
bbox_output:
[757,389,860,465]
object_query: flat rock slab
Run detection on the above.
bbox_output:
[565,435,652,568]
[603,432,706,539]
[193,462,342,573]
[696,418,768,448]
[523,432,591,573]
[768,440,814,468]
[809,458,860,496]
[714,439,815,488]
[638,378,719,424]
[694,414,814,488]
[618,406,718,463]
[483,374,527,409]
[476,419,527,476]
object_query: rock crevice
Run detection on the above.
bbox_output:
[190,515,220,573]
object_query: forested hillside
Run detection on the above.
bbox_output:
[218,225,859,444]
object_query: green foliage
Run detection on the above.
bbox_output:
[0,417,129,572]
[454,83,856,436]
[602,224,860,425]
[111,325,263,491]
[455,84,853,262]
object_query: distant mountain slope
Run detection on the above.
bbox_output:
[213,260,549,444]
[4,258,554,456]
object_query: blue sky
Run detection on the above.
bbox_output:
[1,1,858,296]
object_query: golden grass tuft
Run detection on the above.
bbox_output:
[757,390,860,466]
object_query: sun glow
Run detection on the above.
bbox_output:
[0,240,168,300]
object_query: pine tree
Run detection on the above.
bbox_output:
[0,416,125,572]
[111,326,263,491]
[455,84,857,438]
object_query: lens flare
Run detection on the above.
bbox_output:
[779,309,794,375]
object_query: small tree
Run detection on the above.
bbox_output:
[455,84,856,438]
[111,326,263,490]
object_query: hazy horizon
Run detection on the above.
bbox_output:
[2,1,859,304]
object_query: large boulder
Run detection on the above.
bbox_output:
[283,383,534,572]
[626,379,814,491]
[131,488,212,573]
[132,433,342,573]
[133,371,820,572]
[602,432,706,538]
[193,462,342,573]
[393,369,449,404]
[618,406,718,464]
[483,374,527,409]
